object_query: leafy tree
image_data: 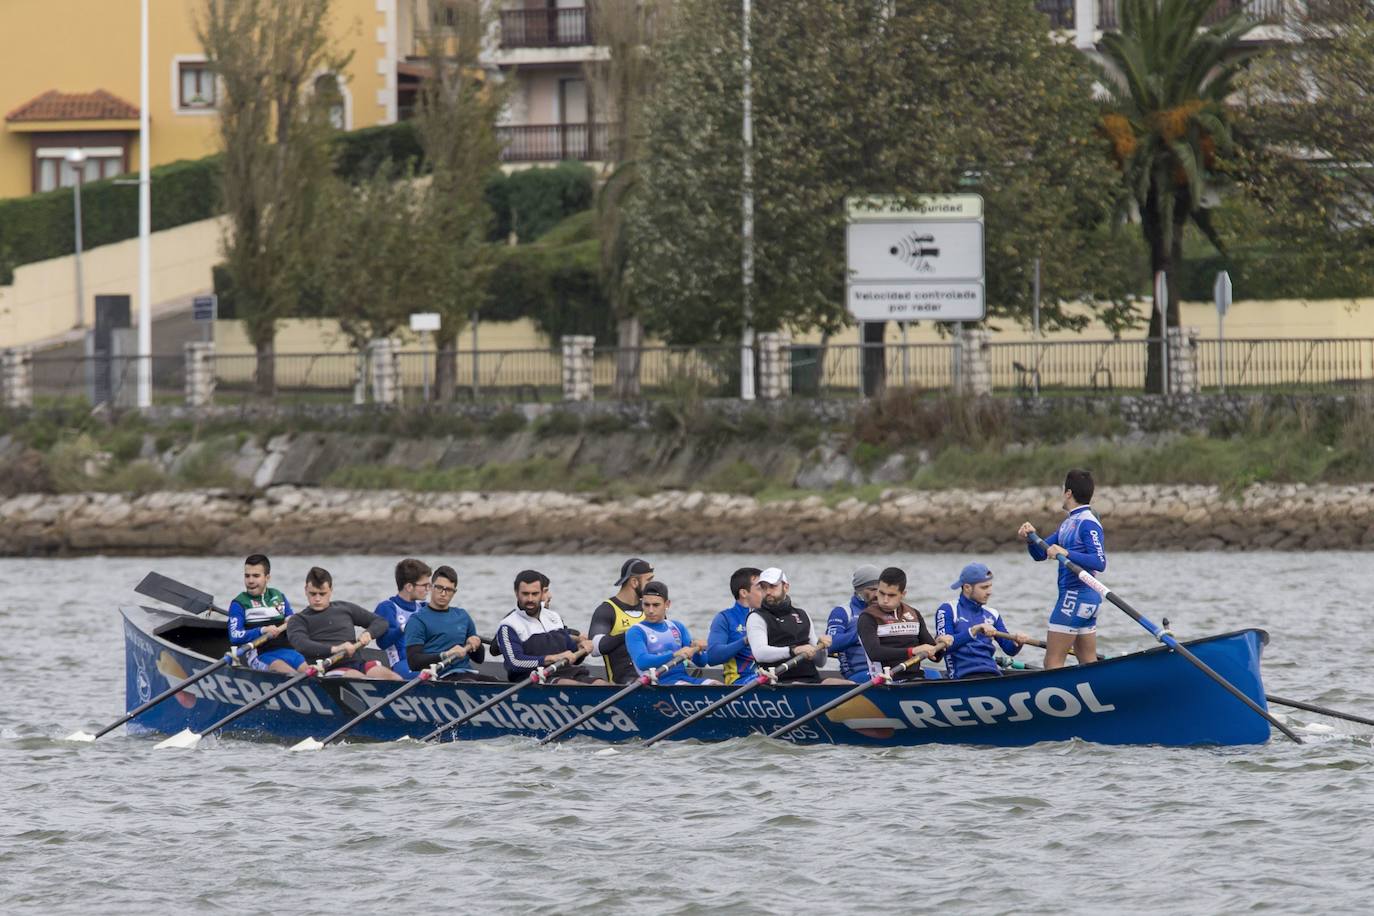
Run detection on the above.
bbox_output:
[631,0,1140,352]
[199,0,349,395]
[412,0,504,400]
[1096,0,1258,392]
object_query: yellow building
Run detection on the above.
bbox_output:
[0,0,401,200]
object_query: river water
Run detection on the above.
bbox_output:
[1,550,1371,914]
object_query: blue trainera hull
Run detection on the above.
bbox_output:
[121,606,1276,747]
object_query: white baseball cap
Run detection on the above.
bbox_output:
[757,567,788,586]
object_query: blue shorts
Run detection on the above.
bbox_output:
[250,648,306,672]
[1048,588,1101,635]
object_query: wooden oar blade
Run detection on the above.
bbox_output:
[154,728,203,750]
[136,572,218,615]
[63,730,97,742]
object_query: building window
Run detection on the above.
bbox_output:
[315,74,346,130]
[179,62,217,109]
[35,147,125,193]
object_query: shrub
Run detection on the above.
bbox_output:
[485,162,596,243]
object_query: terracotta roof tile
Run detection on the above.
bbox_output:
[6,89,141,123]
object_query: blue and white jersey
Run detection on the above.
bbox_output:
[826,595,868,679]
[1028,505,1106,594]
[374,595,425,679]
[934,594,1022,679]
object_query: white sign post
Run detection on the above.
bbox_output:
[1214,270,1232,393]
[410,312,441,402]
[845,195,986,322]
[1154,270,1169,397]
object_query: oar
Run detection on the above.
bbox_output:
[642,653,807,748]
[1266,695,1374,729]
[290,657,463,752]
[989,631,1082,657]
[538,656,687,746]
[767,654,927,740]
[65,631,278,742]
[1028,532,1302,745]
[135,572,226,616]
[420,651,588,743]
[155,649,348,749]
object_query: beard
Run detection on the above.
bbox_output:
[519,599,540,613]
[762,593,785,610]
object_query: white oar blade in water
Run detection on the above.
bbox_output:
[154,729,202,749]
[290,737,325,752]
[63,731,97,743]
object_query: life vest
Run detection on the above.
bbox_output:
[749,601,819,682]
[599,596,644,682]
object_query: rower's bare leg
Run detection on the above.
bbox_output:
[331,668,368,679]
[821,677,854,685]
[267,660,299,675]
[366,666,404,681]
[1044,632,1075,669]
[1073,632,1098,664]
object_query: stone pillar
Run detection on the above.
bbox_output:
[1168,326,1200,395]
[2,348,34,409]
[561,334,595,402]
[953,328,992,396]
[184,341,216,407]
[369,338,401,405]
[109,328,138,408]
[757,331,792,400]
[1075,0,1096,48]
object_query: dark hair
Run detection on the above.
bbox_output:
[433,565,457,585]
[395,558,432,590]
[1065,468,1095,504]
[879,566,907,591]
[514,569,547,593]
[305,566,332,588]
[244,554,270,573]
[729,566,762,600]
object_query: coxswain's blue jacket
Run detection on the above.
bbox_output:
[1027,505,1107,593]
[826,594,868,679]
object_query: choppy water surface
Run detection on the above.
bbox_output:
[1,551,1371,914]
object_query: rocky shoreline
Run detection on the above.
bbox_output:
[4,482,1373,556]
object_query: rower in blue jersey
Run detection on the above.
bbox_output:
[1018,468,1106,669]
[403,565,495,682]
[624,581,719,685]
[934,563,1030,679]
[705,567,761,684]
[826,564,882,683]
[374,558,432,679]
[227,553,306,675]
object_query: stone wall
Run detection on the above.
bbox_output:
[3,482,1372,556]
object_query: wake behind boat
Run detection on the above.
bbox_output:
[118,604,1277,747]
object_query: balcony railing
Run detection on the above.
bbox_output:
[498,123,608,162]
[499,7,593,49]
[1036,0,1076,29]
[1098,0,1289,30]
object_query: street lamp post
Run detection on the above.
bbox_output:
[739,0,756,401]
[137,0,152,408]
[65,149,87,329]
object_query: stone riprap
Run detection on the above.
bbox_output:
[3,483,1372,556]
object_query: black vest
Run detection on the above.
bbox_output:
[751,601,819,682]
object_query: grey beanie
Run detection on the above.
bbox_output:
[852,564,881,591]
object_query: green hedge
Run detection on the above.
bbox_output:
[485,162,596,244]
[0,157,222,284]
[485,211,615,343]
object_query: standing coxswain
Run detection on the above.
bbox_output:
[1018,468,1106,668]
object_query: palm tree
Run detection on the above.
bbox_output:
[1097,0,1258,393]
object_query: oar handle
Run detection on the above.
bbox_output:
[641,654,689,685]
[989,631,1055,651]
[1027,533,1302,744]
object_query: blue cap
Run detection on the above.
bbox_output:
[950,562,993,590]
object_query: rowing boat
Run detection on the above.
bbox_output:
[119,604,1276,746]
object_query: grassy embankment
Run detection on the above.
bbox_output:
[3,394,1374,500]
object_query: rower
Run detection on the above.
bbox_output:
[934,563,1029,679]
[227,553,306,675]
[1017,468,1105,668]
[587,557,653,684]
[624,581,718,685]
[704,567,761,685]
[374,558,432,679]
[857,566,949,680]
[403,565,495,682]
[497,569,604,685]
[746,567,845,684]
[827,564,881,684]
[285,567,401,680]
